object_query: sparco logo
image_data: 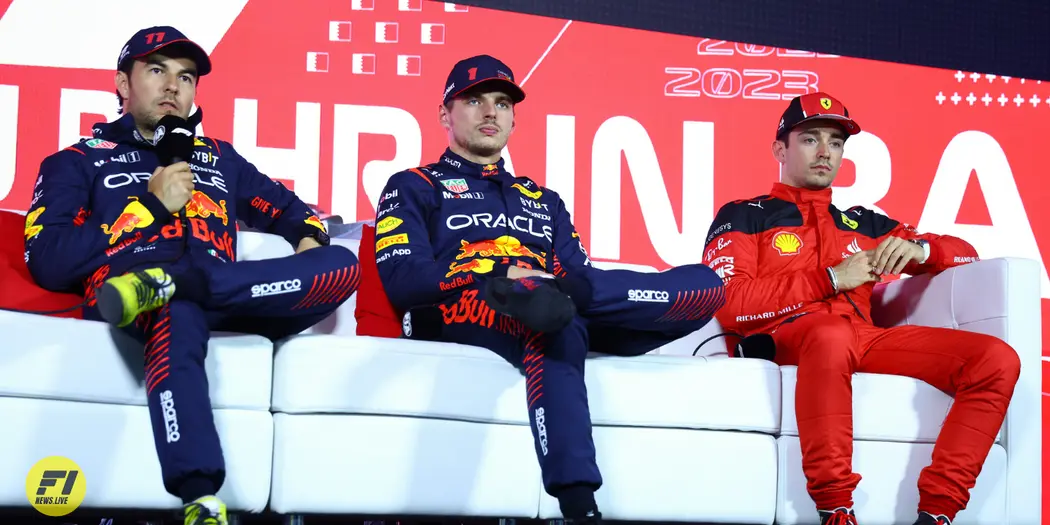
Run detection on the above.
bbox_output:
[160,390,180,443]
[535,407,548,456]
[628,289,670,303]
[251,279,302,297]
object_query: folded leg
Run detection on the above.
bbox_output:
[192,245,359,318]
[564,264,725,335]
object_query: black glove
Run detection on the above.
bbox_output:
[483,276,577,334]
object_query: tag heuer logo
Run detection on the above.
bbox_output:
[440,178,469,193]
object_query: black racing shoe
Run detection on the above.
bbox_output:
[914,511,951,525]
[483,276,576,333]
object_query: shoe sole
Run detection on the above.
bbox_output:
[96,283,128,327]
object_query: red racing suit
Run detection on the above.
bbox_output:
[703,182,1020,519]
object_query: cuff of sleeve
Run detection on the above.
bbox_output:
[139,192,174,226]
[287,222,330,247]
[921,240,935,265]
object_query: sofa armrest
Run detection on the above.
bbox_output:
[871,257,1042,524]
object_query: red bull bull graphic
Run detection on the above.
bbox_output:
[184,191,228,226]
[376,233,409,252]
[481,164,498,177]
[445,258,496,278]
[512,183,542,200]
[101,197,154,245]
[457,235,546,268]
[24,206,45,241]
[304,215,327,232]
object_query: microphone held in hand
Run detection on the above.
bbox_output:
[401,306,445,341]
[154,115,196,165]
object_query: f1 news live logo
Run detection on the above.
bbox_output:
[24,456,86,516]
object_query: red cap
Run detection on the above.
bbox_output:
[776,92,860,139]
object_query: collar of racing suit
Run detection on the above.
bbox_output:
[90,109,205,146]
[438,148,507,179]
[769,182,833,205]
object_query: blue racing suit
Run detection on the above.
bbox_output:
[374,148,725,497]
[24,112,360,500]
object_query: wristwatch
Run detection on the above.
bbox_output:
[301,223,331,246]
[308,227,331,246]
[909,239,930,264]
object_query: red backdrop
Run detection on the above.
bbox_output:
[0,0,1044,517]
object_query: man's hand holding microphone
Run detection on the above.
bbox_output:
[149,115,198,215]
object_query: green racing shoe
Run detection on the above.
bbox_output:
[96,268,175,327]
[183,495,227,525]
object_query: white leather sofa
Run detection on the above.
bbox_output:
[0,226,1041,525]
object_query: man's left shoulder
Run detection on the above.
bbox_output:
[836,205,901,238]
[507,174,556,202]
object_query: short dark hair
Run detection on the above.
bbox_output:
[115,63,132,115]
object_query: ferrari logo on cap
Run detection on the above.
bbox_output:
[820,98,833,110]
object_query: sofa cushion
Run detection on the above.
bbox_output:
[0,209,84,318]
[271,335,781,433]
[780,366,1002,443]
[353,224,401,338]
[0,311,274,410]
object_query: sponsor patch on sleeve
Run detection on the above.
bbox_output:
[376,216,403,235]
[376,233,409,252]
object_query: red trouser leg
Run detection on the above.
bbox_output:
[853,321,1020,521]
[773,313,864,511]
[774,312,1021,519]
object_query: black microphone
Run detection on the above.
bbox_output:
[401,306,444,341]
[154,114,195,165]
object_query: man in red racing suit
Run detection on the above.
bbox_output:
[703,92,1019,525]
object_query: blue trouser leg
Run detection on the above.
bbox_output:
[562,264,726,355]
[437,284,601,496]
[190,244,360,340]
[85,300,225,497]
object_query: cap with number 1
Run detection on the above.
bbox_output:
[442,54,525,105]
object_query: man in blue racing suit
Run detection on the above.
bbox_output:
[23,26,359,525]
[374,54,726,524]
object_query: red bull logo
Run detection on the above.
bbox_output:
[101,197,154,245]
[184,191,228,226]
[457,235,545,267]
[445,258,495,278]
[440,274,475,291]
[481,164,498,177]
[304,215,327,232]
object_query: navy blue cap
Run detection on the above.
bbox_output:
[442,55,525,105]
[117,26,212,76]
